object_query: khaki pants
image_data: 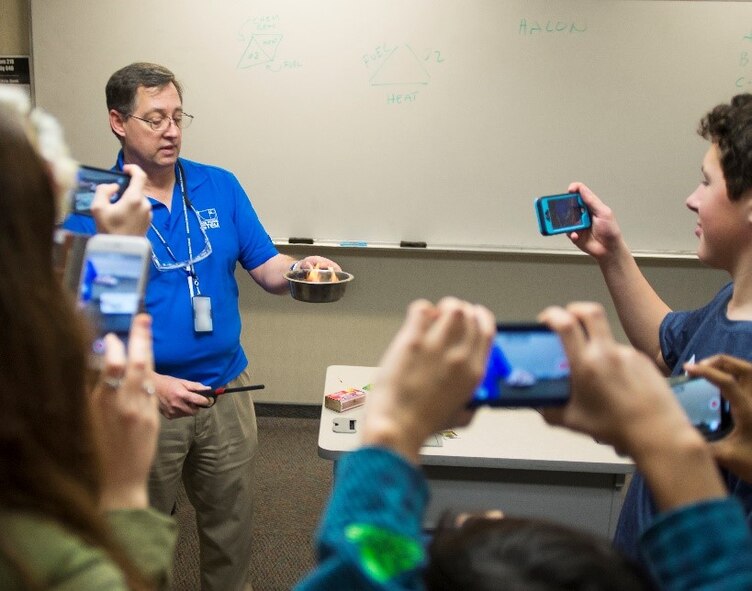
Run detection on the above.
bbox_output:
[149,367,258,591]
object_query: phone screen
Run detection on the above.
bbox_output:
[471,324,570,407]
[72,166,130,215]
[78,247,147,352]
[669,376,731,440]
[535,192,591,235]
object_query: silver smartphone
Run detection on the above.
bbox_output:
[77,234,151,353]
[669,375,732,440]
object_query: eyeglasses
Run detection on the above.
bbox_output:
[127,112,194,132]
[150,204,213,271]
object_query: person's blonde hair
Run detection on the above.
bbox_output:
[0,87,78,221]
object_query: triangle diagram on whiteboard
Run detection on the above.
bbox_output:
[369,45,431,86]
[238,34,283,69]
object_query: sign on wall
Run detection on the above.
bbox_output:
[0,56,31,97]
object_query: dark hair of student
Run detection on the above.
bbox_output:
[106,61,184,116]
[424,514,655,591]
[0,104,151,589]
[698,93,752,201]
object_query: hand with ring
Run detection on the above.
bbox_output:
[103,376,123,390]
[90,313,159,510]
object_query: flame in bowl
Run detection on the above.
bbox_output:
[305,264,340,283]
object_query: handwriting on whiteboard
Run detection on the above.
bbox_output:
[236,15,303,73]
[736,32,752,90]
[363,43,445,106]
[518,19,587,36]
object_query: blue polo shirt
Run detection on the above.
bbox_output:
[63,154,279,387]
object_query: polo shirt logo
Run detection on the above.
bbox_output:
[197,208,220,230]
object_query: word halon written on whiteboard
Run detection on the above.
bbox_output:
[519,19,587,36]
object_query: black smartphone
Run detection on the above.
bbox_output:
[535,192,592,236]
[72,165,130,215]
[669,375,732,440]
[77,234,151,354]
[470,323,570,407]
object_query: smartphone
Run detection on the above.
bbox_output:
[72,165,130,215]
[470,323,570,407]
[669,375,732,440]
[535,192,592,236]
[77,234,151,354]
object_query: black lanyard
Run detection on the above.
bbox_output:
[148,162,203,297]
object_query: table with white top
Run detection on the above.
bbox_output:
[318,365,635,538]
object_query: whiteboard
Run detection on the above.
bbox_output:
[31,0,752,255]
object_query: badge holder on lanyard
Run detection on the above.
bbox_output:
[149,162,213,333]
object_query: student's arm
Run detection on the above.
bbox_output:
[361,298,494,465]
[639,498,752,591]
[540,305,752,589]
[295,298,495,590]
[567,183,671,372]
[91,315,160,511]
[294,448,430,591]
[540,302,726,511]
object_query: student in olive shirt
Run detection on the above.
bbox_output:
[0,88,174,589]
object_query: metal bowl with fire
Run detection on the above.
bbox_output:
[285,264,354,303]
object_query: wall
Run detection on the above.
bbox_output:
[0,0,28,54]
[246,247,728,403]
[30,0,752,254]
[12,0,730,404]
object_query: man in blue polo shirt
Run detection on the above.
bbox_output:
[64,62,340,591]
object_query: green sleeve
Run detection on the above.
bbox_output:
[0,508,176,591]
[107,508,177,589]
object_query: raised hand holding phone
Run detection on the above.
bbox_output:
[538,303,689,449]
[564,182,626,258]
[364,298,495,464]
[90,164,152,236]
[538,302,725,512]
[72,165,130,215]
[91,313,159,510]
